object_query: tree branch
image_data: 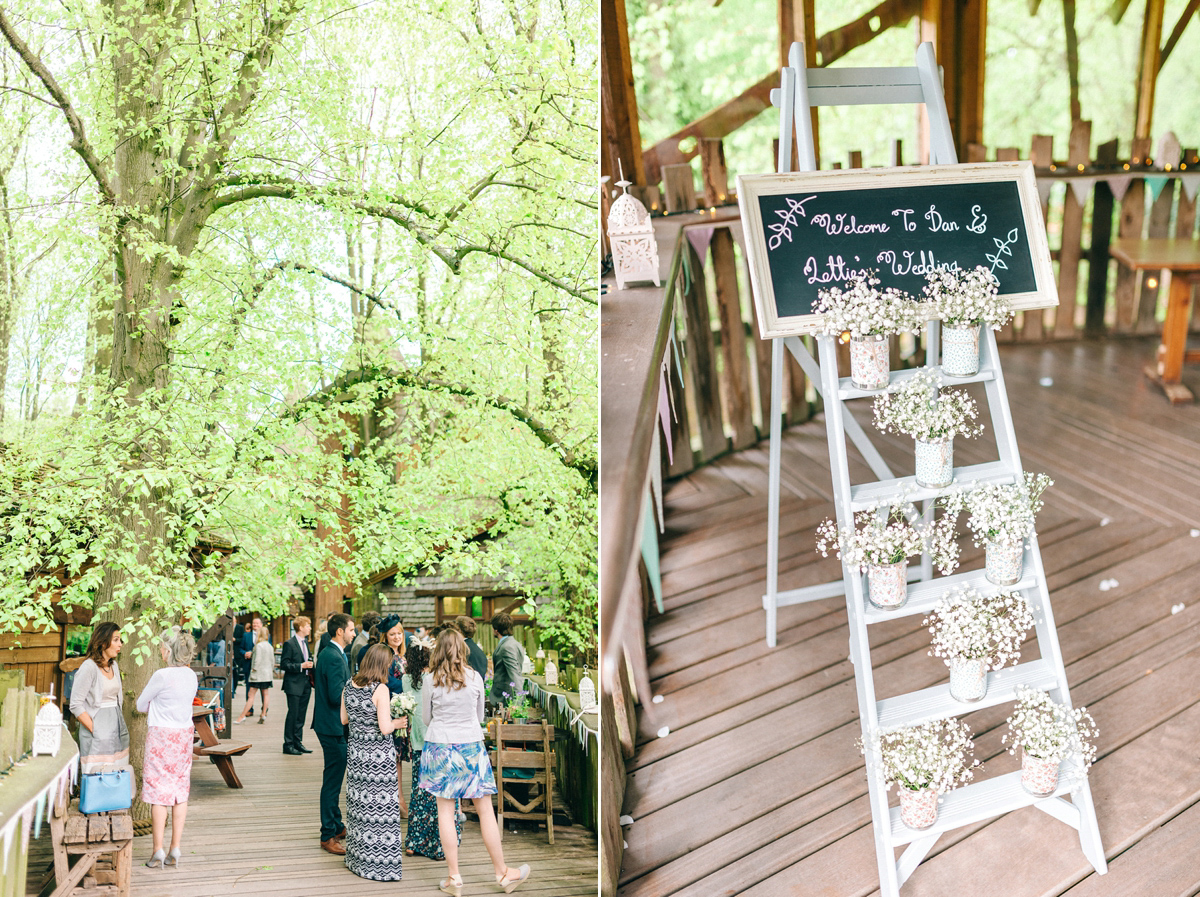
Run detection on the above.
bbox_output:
[0,7,115,203]
[210,178,594,302]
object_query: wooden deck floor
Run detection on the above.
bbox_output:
[26,695,597,897]
[619,337,1200,897]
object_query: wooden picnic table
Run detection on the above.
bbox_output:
[1109,237,1200,403]
[192,703,251,788]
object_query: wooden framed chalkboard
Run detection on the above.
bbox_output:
[737,161,1057,338]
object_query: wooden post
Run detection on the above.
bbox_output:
[1115,137,1154,331]
[661,164,698,213]
[600,0,646,185]
[1055,120,1092,338]
[778,0,819,164]
[698,139,730,206]
[1086,138,1121,335]
[680,242,729,462]
[1021,135,1054,341]
[919,0,986,163]
[1140,161,1177,332]
[1133,0,1166,140]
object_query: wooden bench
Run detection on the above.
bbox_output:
[192,702,250,788]
[194,741,251,788]
[43,791,132,897]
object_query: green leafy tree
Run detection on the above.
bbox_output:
[0,0,596,821]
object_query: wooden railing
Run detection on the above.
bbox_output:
[600,124,1200,896]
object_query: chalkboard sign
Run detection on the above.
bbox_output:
[737,162,1057,338]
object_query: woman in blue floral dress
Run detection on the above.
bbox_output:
[403,638,460,858]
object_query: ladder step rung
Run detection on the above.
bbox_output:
[889,760,1086,845]
[875,659,1058,729]
[862,549,1037,624]
[837,365,996,401]
[850,461,1015,511]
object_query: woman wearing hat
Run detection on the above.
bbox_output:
[378,614,411,817]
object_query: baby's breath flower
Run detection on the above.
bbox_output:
[815,270,925,338]
[859,717,981,793]
[815,502,959,574]
[924,587,1035,670]
[1005,687,1099,768]
[873,369,984,442]
[924,265,1013,329]
[943,472,1052,548]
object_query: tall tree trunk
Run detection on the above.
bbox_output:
[1063,0,1082,123]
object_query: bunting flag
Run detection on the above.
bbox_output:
[1145,176,1169,204]
[33,789,45,839]
[1069,176,1097,207]
[686,226,715,270]
[1106,175,1133,202]
[641,488,664,615]
[657,371,672,467]
[649,426,664,533]
[1181,173,1200,203]
[1037,179,1053,206]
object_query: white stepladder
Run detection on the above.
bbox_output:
[759,41,1108,896]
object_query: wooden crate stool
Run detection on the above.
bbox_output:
[492,720,556,844]
[44,789,132,897]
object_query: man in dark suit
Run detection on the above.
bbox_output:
[489,611,525,708]
[455,615,489,681]
[280,615,315,755]
[313,612,356,855]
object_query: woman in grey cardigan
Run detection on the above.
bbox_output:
[69,622,131,777]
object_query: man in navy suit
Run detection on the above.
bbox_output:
[280,616,315,755]
[313,613,355,854]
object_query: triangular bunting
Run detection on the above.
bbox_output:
[1106,174,1133,202]
[33,790,45,839]
[649,425,664,532]
[1146,175,1169,203]
[686,227,714,269]
[1181,173,1200,203]
[1069,176,1095,207]
[657,370,673,468]
[1037,179,1053,206]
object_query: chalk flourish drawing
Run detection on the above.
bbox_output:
[767,195,816,250]
[987,228,1019,273]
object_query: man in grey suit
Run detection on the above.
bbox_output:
[489,611,525,708]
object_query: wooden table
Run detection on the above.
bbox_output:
[1109,237,1200,403]
[192,704,251,788]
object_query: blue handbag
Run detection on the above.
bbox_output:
[79,770,132,814]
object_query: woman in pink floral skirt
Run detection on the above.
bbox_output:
[136,628,199,868]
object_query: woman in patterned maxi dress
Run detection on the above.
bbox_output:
[341,644,408,881]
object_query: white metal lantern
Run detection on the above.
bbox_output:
[33,694,63,757]
[521,651,533,675]
[608,175,661,291]
[544,659,559,687]
[578,673,596,711]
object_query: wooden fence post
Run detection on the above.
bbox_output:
[662,163,698,213]
[1055,119,1092,338]
[1086,138,1121,335]
[1115,136,1153,331]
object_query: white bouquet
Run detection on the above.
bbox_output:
[873,369,984,442]
[925,586,1035,670]
[1004,687,1099,767]
[814,270,925,338]
[861,716,981,793]
[816,502,960,574]
[923,265,1013,329]
[944,472,1052,548]
[390,692,417,719]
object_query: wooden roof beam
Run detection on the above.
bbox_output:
[1160,0,1200,65]
[1134,0,1166,140]
[642,0,920,180]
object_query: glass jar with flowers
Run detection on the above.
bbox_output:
[872,370,984,488]
[860,716,981,830]
[925,586,1036,702]
[923,265,1013,377]
[813,270,925,390]
[1004,687,1099,796]
[945,472,1052,586]
[816,502,959,611]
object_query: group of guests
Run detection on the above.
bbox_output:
[70,608,532,894]
[307,611,531,894]
[70,622,202,868]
